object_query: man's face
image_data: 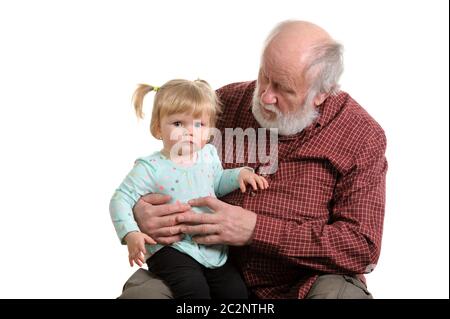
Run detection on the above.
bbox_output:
[257,64,308,116]
[252,53,319,135]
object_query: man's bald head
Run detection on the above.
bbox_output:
[265,20,333,55]
[261,20,343,95]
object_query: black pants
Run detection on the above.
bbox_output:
[147,246,248,299]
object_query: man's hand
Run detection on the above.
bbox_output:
[133,193,192,245]
[177,196,257,246]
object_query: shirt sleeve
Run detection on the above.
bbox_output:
[109,159,157,244]
[250,132,388,275]
[208,144,251,198]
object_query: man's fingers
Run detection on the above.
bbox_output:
[140,193,172,205]
[143,234,157,245]
[188,196,223,211]
[157,235,184,245]
[156,202,191,217]
[180,224,220,236]
[176,211,219,224]
[193,235,222,245]
[151,225,183,238]
[152,214,179,229]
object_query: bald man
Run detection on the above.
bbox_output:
[117,20,387,299]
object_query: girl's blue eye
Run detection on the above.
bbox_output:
[173,121,182,127]
[194,122,202,128]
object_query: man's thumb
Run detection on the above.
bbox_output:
[188,196,223,211]
[140,193,172,205]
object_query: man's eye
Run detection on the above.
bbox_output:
[173,121,182,127]
[282,87,295,94]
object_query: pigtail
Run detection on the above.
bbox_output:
[132,84,155,119]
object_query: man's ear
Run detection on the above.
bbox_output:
[313,92,329,106]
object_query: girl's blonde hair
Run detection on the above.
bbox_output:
[132,79,221,138]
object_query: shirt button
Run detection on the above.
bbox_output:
[249,191,257,197]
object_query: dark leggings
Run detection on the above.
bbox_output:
[147,246,248,299]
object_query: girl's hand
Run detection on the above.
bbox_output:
[238,169,269,193]
[124,231,156,267]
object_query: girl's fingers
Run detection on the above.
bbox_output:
[139,242,146,255]
[250,179,257,191]
[138,251,146,265]
[135,257,143,267]
[130,251,144,268]
[261,176,269,189]
[256,177,265,189]
[239,179,246,193]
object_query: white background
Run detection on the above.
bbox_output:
[0,0,448,299]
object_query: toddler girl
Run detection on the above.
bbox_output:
[110,79,268,298]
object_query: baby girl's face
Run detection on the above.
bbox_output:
[159,111,211,157]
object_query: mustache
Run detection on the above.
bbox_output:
[259,103,281,117]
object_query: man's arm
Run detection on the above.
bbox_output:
[180,133,387,274]
[250,133,387,274]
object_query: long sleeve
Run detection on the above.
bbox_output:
[207,144,246,198]
[251,132,388,274]
[109,159,156,244]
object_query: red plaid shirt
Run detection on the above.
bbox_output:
[215,81,387,299]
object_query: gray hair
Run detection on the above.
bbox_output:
[305,42,344,96]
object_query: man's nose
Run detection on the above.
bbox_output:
[260,86,277,105]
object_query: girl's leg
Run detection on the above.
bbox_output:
[147,247,210,299]
[204,259,248,299]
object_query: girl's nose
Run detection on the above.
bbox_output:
[183,126,193,136]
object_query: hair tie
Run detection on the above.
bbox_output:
[153,86,160,92]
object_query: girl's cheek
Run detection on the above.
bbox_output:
[170,128,184,140]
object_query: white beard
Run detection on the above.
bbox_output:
[251,85,319,136]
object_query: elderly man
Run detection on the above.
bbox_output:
[118,20,387,299]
